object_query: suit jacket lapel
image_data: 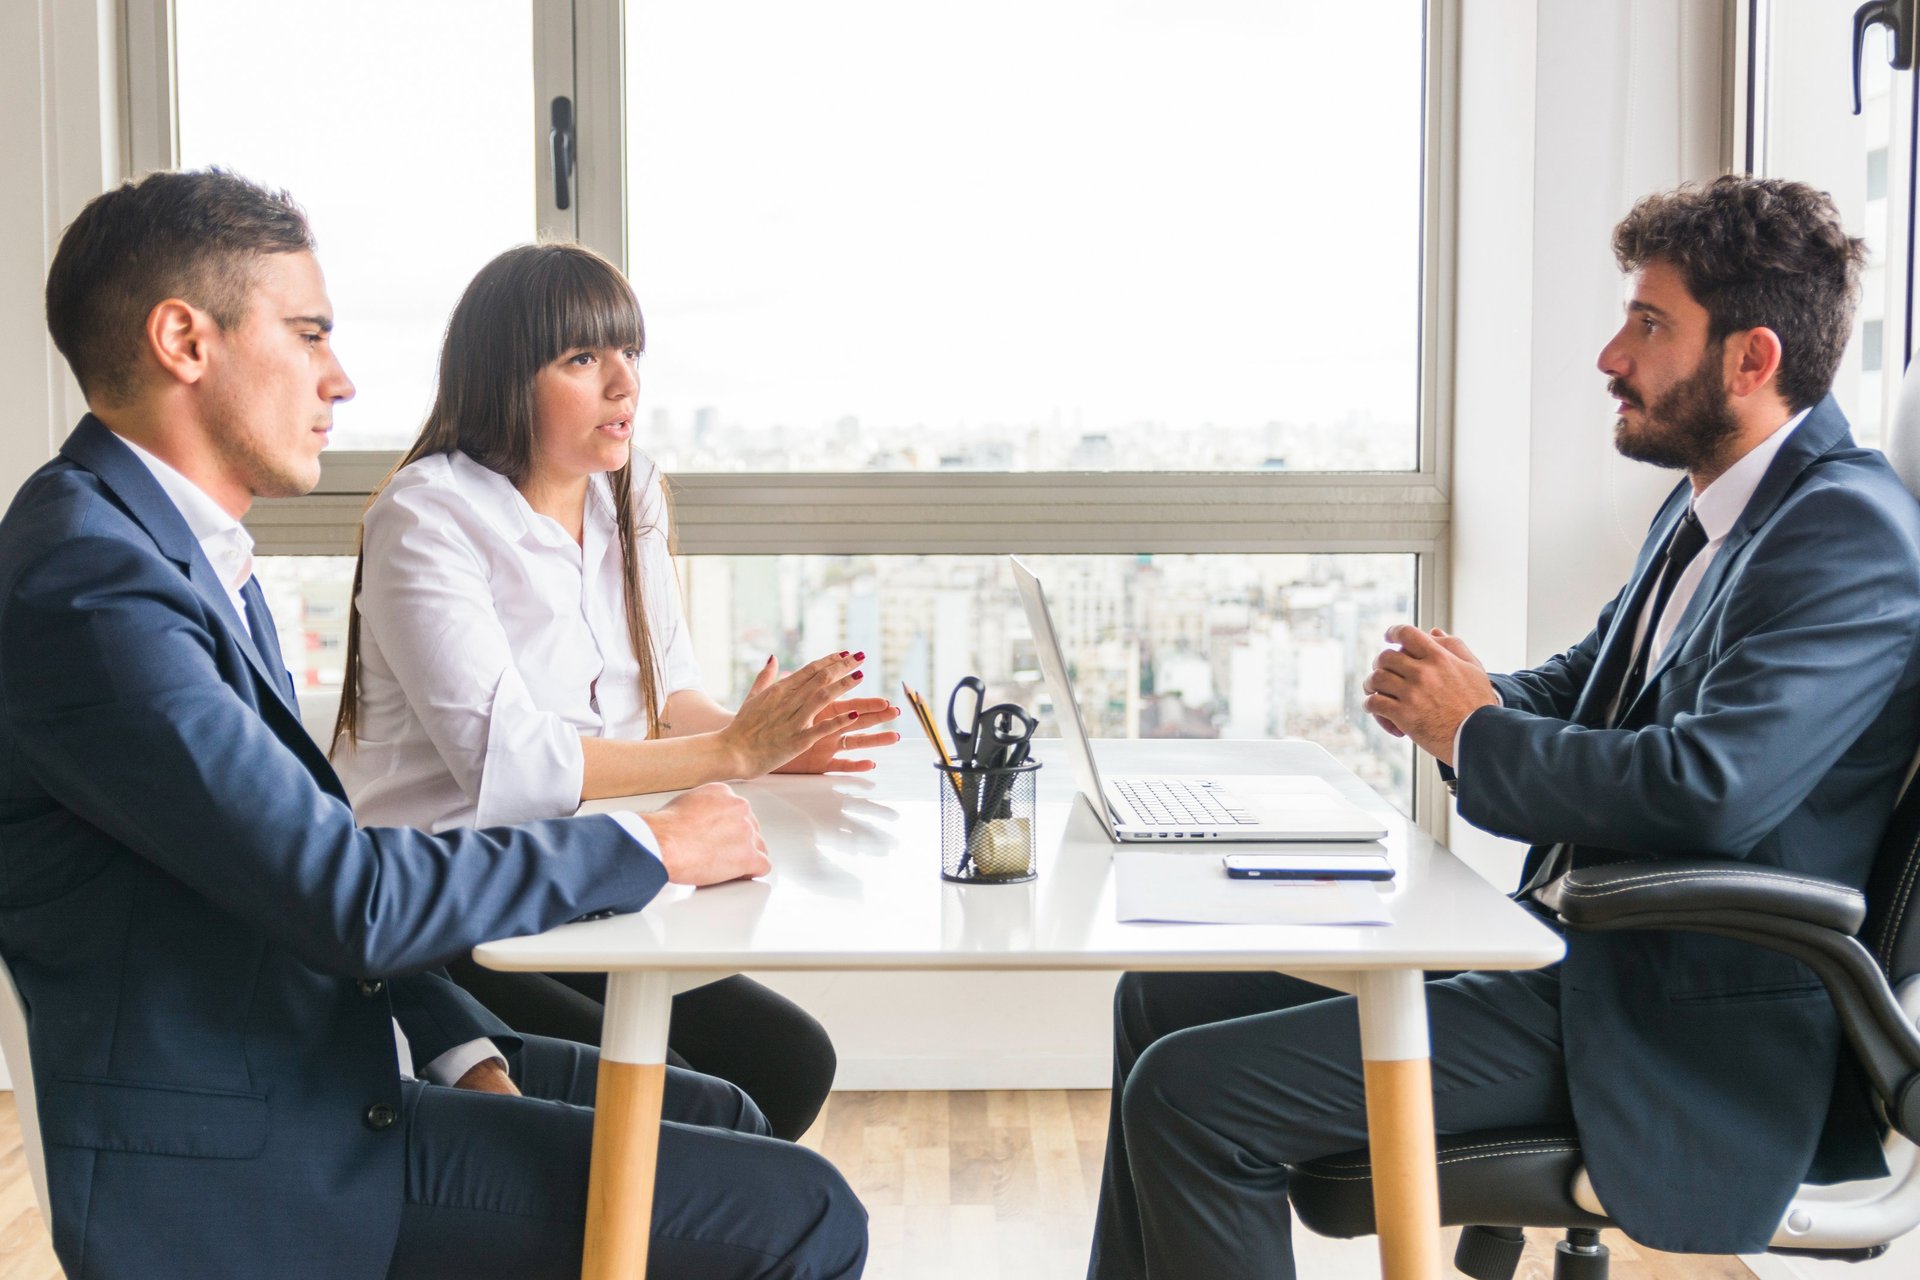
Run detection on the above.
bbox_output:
[1630,395,1853,701]
[59,417,292,706]
[1571,483,1692,727]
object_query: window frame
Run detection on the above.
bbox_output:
[127,0,1462,830]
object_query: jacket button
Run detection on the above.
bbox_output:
[364,1103,397,1131]
[358,979,384,997]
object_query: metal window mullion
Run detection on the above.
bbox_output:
[122,0,176,174]
[1420,0,1459,498]
[534,0,580,243]
[569,0,627,267]
[1740,0,1772,174]
[249,464,1452,557]
[1412,540,1451,839]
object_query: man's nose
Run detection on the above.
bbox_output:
[327,355,356,403]
[1596,333,1629,379]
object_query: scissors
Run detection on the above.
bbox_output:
[970,703,1039,836]
[947,676,990,768]
[948,677,1037,772]
[971,704,1037,772]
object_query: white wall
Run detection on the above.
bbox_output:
[1446,0,1730,884]
[0,0,127,1096]
[2,1,117,501]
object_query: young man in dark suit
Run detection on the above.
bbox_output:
[0,169,868,1278]
[1091,177,1920,1278]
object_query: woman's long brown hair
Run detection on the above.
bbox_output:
[331,242,668,751]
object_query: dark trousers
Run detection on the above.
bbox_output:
[1089,965,1573,1280]
[386,1033,867,1279]
[446,961,836,1141]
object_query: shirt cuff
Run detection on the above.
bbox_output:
[610,810,665,871]
[422,1037,507,1087]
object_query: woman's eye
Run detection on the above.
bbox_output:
[569,352,595,366]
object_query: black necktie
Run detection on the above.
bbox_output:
[1615,508,1709,716]
[1516,510,1712,902]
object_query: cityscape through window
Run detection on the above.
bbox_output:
[262,551,1417,815]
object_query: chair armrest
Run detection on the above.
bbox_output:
[1541,859,1867,935]
[1543,858,1920,1138]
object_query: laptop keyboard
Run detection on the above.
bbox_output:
[1112,778,1259,827]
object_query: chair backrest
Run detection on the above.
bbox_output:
[1862,778,1920,989]
[0,954,52,1228]
[1863,356,1920,984]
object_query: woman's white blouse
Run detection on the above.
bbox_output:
[336,450,701,832]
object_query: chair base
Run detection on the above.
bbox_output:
[1766,1242,1889,1263]
[1553,1228,1609,1280]
[1453,1226,1610,1280]
[1454,1225,1526,1280]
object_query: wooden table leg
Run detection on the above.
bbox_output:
[582,971,672,1280]
[1353,969,1442,1280]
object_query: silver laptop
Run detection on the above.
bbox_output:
[1010,556,1389,844]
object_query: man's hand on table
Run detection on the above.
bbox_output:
[1362,624,1497,767]
[453,1059,520,1096]
[642,782,772,884]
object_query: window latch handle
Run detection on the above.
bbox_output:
[1854,0,1919,114]
[550,95,576,210]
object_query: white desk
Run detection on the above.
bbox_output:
[473,739,1564,1280]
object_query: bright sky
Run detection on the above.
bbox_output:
[176,0,1424,456]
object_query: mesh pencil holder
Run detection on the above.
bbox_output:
[938,761,1041,884]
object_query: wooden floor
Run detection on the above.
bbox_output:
[0,1090,1756,1279]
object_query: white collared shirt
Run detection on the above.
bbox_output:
[1623,406,1809,677]
[119,436,256,624]
[112,431,502,1087]
[336,450,702,833]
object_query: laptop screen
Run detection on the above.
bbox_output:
[1010,556,1116,826]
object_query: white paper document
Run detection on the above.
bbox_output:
[1114,849,1394,926]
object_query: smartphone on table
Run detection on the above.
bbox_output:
[1222,853,1395,881]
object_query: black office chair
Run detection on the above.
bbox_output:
[1287,774,1920,1278]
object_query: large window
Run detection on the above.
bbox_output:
[624,2,1425,474]
[175,0,538,450]
[143,0,1453,825]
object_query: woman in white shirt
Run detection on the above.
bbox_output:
[332,242,899,1139]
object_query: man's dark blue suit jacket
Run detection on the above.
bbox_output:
[1456,395,1920,1253]
[0,417,669,1278]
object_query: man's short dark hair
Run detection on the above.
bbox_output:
[1612,176,1867,412]
[44,168,314,405]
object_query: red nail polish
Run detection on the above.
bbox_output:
[853,651,866,660]
[838,651,849,658]
[852,670,864,680]
[850,711,860,719]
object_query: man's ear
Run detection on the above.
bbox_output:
[145,298,216,387]
[1725,326,1784,400]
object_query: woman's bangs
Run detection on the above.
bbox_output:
[533,253,645,362]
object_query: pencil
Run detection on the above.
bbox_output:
[903,681,965,798]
